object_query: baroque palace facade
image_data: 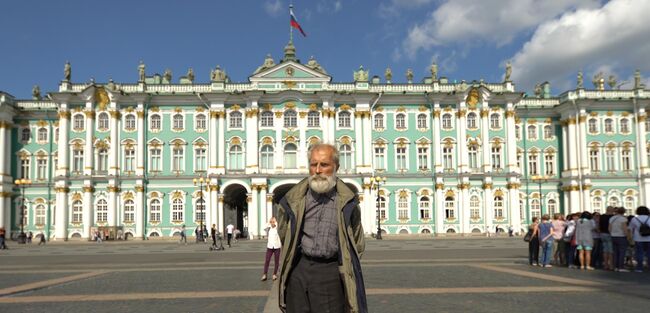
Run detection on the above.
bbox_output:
[1,43,649,240]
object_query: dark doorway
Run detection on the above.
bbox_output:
[222,184,248,238]
[271,184,296,218]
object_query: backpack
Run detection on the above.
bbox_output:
[637,216,650,237]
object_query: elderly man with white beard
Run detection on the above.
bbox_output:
[277,143,367,313]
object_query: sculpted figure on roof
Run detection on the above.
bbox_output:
[254,54,276,74]
[211,65,226,82]
[64,61,71,81]
[354,65,368,82]
[306,56,327,74]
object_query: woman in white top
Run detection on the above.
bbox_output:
[261,217,282,281]
[609,207,631,272]
[629,206,650,272]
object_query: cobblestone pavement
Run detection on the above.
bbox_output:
[0,237,649,313]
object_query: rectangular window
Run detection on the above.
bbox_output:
[396,147,407,171]
[173,148,184,172]
[544,154,555,176]
[150,148,161,172]
[20,158,30,179]
[622,149,632,171]
[72,150,83,173]
[37,159,47,180]
[606,149,615,172]
[590,150,600,172]
[195,148,206,172]
[491,147,502,170]
[124,149,135,172]
[398,198,409,220]
[443,147,453,170]
[468,147,478,171]
[528,154,538,176]
[374,147,385,170]
[417,147,428,170]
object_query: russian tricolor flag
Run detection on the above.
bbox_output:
[290,7,307,37]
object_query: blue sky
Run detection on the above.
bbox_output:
[1,0,648,99]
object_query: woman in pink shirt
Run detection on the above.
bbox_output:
[551,213,566,265]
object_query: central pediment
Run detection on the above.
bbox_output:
[249,61,331,84]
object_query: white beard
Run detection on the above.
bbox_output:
[308,173,337,194]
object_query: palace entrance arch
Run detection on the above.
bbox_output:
[222,183,248,239]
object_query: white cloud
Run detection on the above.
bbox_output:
[264,0,283,17]
[317,0,343,13]
[510,0,650,92]
[378,0,434,19]
[402,0,600,58]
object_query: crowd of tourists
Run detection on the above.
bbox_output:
[526,205,650,272]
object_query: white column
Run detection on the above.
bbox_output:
[638,112,648,172]
[259,185,268,234]
[135,184,144,239]
[578,114,589,175]
[363,185,373,235]
[457,106,468,173]
[322,106,330,143]
[509,185,522,233]
[483,186,493,233]
[249,187,259,239]
[82,185,93,239]
[354,111,363,170]
[0,194,10,236]
[328,110,336,145]
[55,186,68,240]
[561,121,568,173]
[275,113,283,171]
[298,112,307,171]
[460,184,469,234]
[0,122,8,177]
[217,112,226,173]
[83,107,94,176]
[505,108,517,173]
[567,118,578,172]
[108,184,118,227]
[435,184,444,234]
[108,109,120,176]
[245,108,259,174]
[136,109,145,176]
[569,187,580,214]
[208,111,218,175]
[56,109,70,176]
[433,108,442,173]
[481,108,490,172]
[362,112,372,169]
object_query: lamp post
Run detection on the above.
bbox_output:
[193,176,205,242]
[532,175,548,215]
[14,178,31,244]
[370,175,386,240]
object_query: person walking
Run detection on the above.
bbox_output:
[211,224,217,247]
[261,217,282,281]
[609,207,630,272]
[538,215,555,267]
[575,212,595,270]
[179,224,187,245]
[628,206,650,272]
[38,232,46,245]
[0,227,7,250]
[528,217,540,266]
[226,223,234,247]
[277,143,367,313]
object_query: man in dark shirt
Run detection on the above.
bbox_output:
[599,206,614,270]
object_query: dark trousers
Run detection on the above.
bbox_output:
[286,255,345,313]
[567,244,577,266]
[635,241,650,271]
[612,236,628,270]
[591,238,603,268]
[263,248,281,275]
[528,236,539,265]
[227,234,232,246]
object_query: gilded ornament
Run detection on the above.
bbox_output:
[340,136,351,145]
[135,185,144,192]
[58,111,71,119]
[82,186,95,193]
[309,103,318,111]
[299,111,307,118]
[274,111,283,118]
[340,104,351,111]
[435,183,445,190]
[482,183,493,190]
[94,87,110,108]
[230,137,241,145]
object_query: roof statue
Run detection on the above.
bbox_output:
[504,61,512,82]
[163,69,172,83]
[107,78,116,90]
[187,68,195,83]
[607,75,617,89]
[592,72,604,90]
[255,54,276,74]
[138,61,145,82]
[32,85,41,100]
[354,65,368,82]
[430,62,438,81]
[577,71,583,89]
[63,61,71,81]
[635,69,642,89]
[211,65,226,82]
[534,83,542,98]
[306,56,326,74]
[406,68,414,83]
[384,67,392,83]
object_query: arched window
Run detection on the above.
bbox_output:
[307,111,320,127]
[398,195,409,220]
[374,113,384,129]
[150,114,161,131]
[377,195,387,220]
[592,197,602,213]
[588,118,598,133]
[470,195,480,219]
[124,199,135,223]
[35,204,46,226]
[604,118,613,133]
[340,144,352,172]
[530,199,541,218]
[466,112,477,129]
[417,113,427,129]
[284,110,297,128]
[625,196,634,215]
[195,114,207,131]
[444,196,455,219]
[124,114,136,131]
[229,111,242,128]
[96,199,107,223]
[195,198,205,222]
[620,118,630,133]
[260,144,274,170]
[21,128,31,141]
[442,113,452,129]
[527,125,537,140]
[229,144,243,170]
[338,111,352,128]
[490,113,501,129]
[37,128,47,142]
[547,198,557,215]
[543,125,553,139]
[260,111,274,127]
[284,143,297,169]
[494,196,504,218]
[150,199,161,223]
[172,198,184,222]
[608,196,619,207]
[419,196,430,219]
[173,113,184,130]
[395,113,406,130]
[72,200,83,223]
[98,112,110,130]
[73,114,85,131]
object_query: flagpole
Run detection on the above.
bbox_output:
[289,4,294,44]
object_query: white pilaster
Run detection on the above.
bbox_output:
[509,185,522,233]
[433,106,442,173]
[0,194,10,236]
[108,183,118,227]
[362,112,373,170]
[460,184,469,234]
[245,107,259,174]
[55,185,68,240]
[208,111,218,175]
[275,115,283,171]
[217,111,226,174]
[505,107,517,173]
[480,108,490,172]
[249,188,259,239]
[82,184,93,239]
[298,112,307,171]
[483,185,493,232]
[435,183,444,234]
[363,184,373,235]
[0,122,8,176]
[259,185,268,233]
[135,184,144,239]
[56,109,70,177]
[83,106,94,176]
[108,108,120,176]
[136,108,145,176]
[328,110,336,145]
[457,105,468,173]
[354,111,363,171]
